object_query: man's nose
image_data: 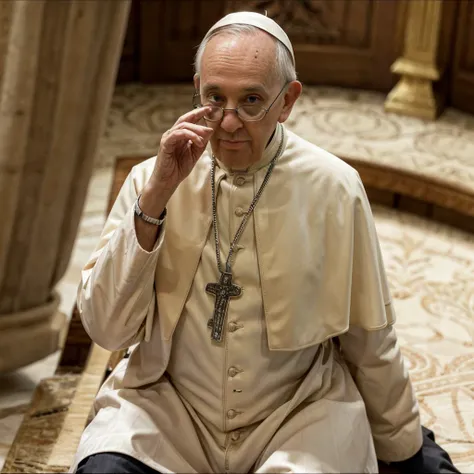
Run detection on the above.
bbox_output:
[220,108,244,134]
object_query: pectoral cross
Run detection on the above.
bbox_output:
[206,272,242,342]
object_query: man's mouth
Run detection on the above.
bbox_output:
[220,139,248,149]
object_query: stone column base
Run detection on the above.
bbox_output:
[0,292,67,373]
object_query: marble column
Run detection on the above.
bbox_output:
[0,0,130,373]
[384,0,443,120]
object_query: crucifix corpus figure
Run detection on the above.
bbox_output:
[72,10,460,474]
[206,272,242,342]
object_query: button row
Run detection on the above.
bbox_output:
[227,366,240,377]
[235,176,246,187]
[228,321,241,332]
[234,207,246,217]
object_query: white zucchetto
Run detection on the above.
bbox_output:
[204,11,295,65]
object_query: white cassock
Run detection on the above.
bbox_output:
[71,123,422,473]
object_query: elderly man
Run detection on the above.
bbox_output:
[72,11,459,474]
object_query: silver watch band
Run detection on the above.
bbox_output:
[134,194,167,226]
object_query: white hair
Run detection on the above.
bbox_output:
[194,24,297,84]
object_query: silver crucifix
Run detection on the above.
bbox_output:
[206,272,242,342]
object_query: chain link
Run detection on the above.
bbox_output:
[211,126,286,274]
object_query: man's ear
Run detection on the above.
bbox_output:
[278,81,302,123]
[193,73,200,91]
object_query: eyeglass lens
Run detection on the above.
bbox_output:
[203,105,266,122]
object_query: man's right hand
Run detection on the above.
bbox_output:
[134,106,214,251]
[149,106,214,198]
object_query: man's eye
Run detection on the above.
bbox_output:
[208,95,223,104]
[245,95,261,105]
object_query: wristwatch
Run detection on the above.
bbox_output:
[134,194,167,226]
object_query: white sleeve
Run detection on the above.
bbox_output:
[78,164,164,351]
[339,324,423,462]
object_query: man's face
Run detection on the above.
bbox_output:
[195,31,299,170]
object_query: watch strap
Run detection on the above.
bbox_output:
[134,194,167,226]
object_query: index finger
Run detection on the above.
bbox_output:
[175,106,212,126]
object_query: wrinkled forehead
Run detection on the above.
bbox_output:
[200,31,279,87]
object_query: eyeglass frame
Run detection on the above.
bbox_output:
[192,81,291,123]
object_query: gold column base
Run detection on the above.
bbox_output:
[385,75,442,121]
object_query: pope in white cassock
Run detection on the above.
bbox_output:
[71,11,459,474]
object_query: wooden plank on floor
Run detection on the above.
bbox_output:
[47,344,111,468]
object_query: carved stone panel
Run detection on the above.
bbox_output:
[450,0,474,114]
[225,0,383,49]
[117,0,140,83]
[224,0,399,90]
[225,0,340,42]
[457,1,474,73]
[133,0,400,90]
[139,0,227,82]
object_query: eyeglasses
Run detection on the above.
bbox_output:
[192,82,290,123]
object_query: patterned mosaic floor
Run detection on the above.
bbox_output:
[1,85,473,472]
[375,208,474,470]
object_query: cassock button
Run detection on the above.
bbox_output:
[228,367,238,377]
[227,409,237,419]
[235,176,246,187]
[235,207,245,217]
[228,322,238,332]
[231,431,241,442]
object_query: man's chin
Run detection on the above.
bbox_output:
[217,148,256,170]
